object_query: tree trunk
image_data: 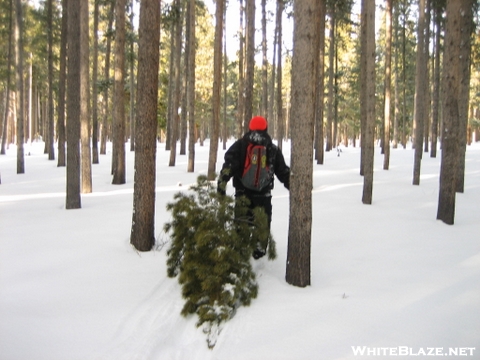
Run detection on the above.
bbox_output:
[81,0,92,193]
[359,0,366,175]
[276,0,284,150]
[130,0,161,251]
[186,0,196,172]
[66,0,82,209]
[30,76,34,143]
[28,60,33,145]
[112,0,127,184]
[207,0,224,180]
[455,0,473,194]
[1,0,13,155]
[169,0,183,167]
[383,0,392,170]
[15,0,25,174]
[181,84,188,153]
[57,0,68,166]
[101,0,115,155]
[181,39,188,155]
[236,0,245,139]
[7,92,16,146]
[165,19,175,152]
[261,0,268,118]
[222,6,227,150]
[47,0,55,160]
[423,0,431,154]
[360,0,375,205]
[437,0,473,225]
[412,0,427,185]
[92,0,100,164]
[430,4,441,158]
[326,12,335,152]
[268,4,277,139]
[286,0,319,288]
[243,0,255,131]
[129,3,135,152]
[314,0,326,165]
[333,41,339,148]
[392,1,399,149]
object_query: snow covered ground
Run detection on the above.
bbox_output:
[1,140,479,360]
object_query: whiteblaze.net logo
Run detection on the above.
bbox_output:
[351,346,476,357]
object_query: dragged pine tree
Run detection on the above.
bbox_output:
[164,175,276,348]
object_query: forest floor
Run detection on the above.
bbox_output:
[1,140,479,360]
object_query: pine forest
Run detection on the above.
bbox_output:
[1,0,480,354]
[1,0,480,270]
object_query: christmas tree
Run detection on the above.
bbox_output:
[164,175,276,348]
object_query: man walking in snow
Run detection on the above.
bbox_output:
[217,116,290,259]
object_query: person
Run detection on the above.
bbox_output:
[217,116,290,259]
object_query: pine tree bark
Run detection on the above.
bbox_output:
[66,0,81,209]
[186,0,196,173]
[314,0,326,165]
[80,0,92,193]
[430,4,442,159]
[169,0,183,167]
[276,0,284,150]
[1,0,13,156]
[207,0,224,180]
[112,0,127,184]
[333,43,339,148]
[129,3,135,153]
[437,0,473,225]
[130,0,161,251]
[165,20,175,152]
[181,34,189,154]
[243,0,255,131]
[47,0,55,160]
[423,0,431,154]
[222,9,227,150]
[392,1,399,149]
[326,11,335,152]
[383,0,392,170]
[14,0,25,174]
[260,0,268,118]
[286,0,318,288]
[268,5,277,138]
[28,72,32,144]
[455,0,473,194]
[236,0,245,139]
[361,0,375,205]
[92,0,100,164]
[412,0,427,185]
[100,0,115,155]
[57,0,68,166]
[359,0,366,175]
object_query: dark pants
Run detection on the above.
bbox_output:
[235,191,272,255]
[235,191,272,227]
[247,193,272,230]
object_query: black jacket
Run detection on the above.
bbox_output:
[218,131,290,195]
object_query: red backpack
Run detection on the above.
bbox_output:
[241,143,272,191]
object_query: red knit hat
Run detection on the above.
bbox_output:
[249,116,268,131]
